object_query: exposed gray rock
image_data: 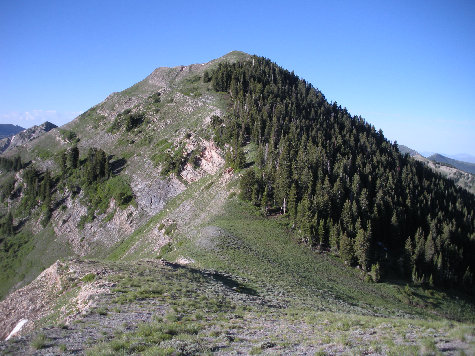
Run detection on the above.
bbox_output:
[132,175,185,216]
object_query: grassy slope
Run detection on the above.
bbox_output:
[80,171,475,354]
[105,133,474,324]
[170,196,475,322]
[0,225,71,300]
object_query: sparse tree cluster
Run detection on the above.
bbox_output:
[0,156,23,172]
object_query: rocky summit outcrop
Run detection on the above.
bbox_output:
[0,121,57,154]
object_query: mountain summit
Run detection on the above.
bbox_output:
[0,52,474,354]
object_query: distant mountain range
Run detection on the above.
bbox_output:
[448,153,475,164]
[428,153,475,175]
[0,124,25,139]
[399,144,475,194]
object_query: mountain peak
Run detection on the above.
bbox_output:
[218,50,252,62]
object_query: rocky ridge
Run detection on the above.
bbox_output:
[0,122,57,154]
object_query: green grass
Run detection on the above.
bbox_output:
[164,196,475,322]
[31,333,48,349]
[78,258,474,356]
[81,273,96,283]
[0,225,71,301]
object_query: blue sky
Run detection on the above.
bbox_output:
[1,1,474,156]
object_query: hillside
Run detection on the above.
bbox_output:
[0,124,25,139]
[399,145,475,195]
[0,51,474,354]
[0,121,57,154]
[429,153,475,175]
[449,153,475,164]
[398,144,420,157]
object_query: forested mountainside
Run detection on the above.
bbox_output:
[207,57,475,291]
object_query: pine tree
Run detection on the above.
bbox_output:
[60,150,68,176]
[203,70,211,83]
[329,222,340,252]
[288,183,297,220]
[317,219,326,247]
[404,237,414,277]
[297,195,312,243]
[69,146,79,169]
[355,227,370,270]
[239,169,256,201]
[3,211,13,235]
[41,193,52,227]
[340,232,355,265]
[275,139,292,210]
[463,267,473,290]
[40,170,51,201]
[234,146,246,170]
[261,185,269,215]
[424,233,435,264]
[370,263,381,282]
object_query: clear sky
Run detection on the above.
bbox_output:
[1,0,474,156]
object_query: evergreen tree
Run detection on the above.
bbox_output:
[404,237,414,278]
[355,227,370,270]
[424,233,436,264]
[370,263,381,282]
[297,195,312,244]
[69,146,79,169]
[60,150,68,176]
[275,139,292,211]
[261,185,269,215]
[2,211,13,236]
[329,222,340,252]
[288,183,298,220]
[340,232,355,265]
[214,56,475,291]
[316,219,326,247]
[240,169,256,201]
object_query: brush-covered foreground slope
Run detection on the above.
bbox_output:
[0,51,474,354]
